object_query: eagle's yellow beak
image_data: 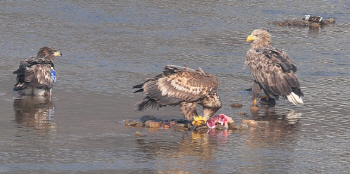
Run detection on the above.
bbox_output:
[247,35,257,42]
[53,51,62,57]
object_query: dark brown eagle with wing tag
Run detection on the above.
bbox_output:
[13,47,62,97]
[245,29,303,110]
[133,65,222,120]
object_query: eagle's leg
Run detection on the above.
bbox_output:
[251,82,261,111]
[260,95,268,99]
[180,102,198,121]
[260,95,276,106]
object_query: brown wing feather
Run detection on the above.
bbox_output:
[14,57,54,90]
[141,65,217,105]
[134,65,221,117]
[157,71,217,101]
[246,46,301,96]
[26,64,54,88]
[157,67,217,101]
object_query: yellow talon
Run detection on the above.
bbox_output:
[192,116,207,127]
[253,98,257,106]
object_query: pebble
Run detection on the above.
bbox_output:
[310,22,320,28]
[250,105,259,112]
[134,131,143,137]
[162,123,171,129]
[228,123,249,130]
[125,119,143,127]
[230,103,243,108]
[242,119,258,127]
[145,120,160,128]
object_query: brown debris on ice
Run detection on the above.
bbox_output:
[269,15,335,28]
[230,103,243,108]
[123,115,269,132]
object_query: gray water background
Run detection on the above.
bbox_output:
[0,1,349,173]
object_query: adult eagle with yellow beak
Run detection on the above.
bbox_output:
[245,29,303,110]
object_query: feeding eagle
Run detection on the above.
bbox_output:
[133,65,222,120]
[244,29,303,109]
[13,47,62,97]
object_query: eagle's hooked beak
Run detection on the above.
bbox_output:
[53,51,62,57]
[247,35,257,42]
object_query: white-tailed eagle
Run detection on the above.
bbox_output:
[13,47,62,97]
[133,65,222,120]
[245,29,303,109]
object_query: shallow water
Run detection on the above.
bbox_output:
[1,1,350,173]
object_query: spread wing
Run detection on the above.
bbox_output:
[134,65,218,107]
[245,46,301,96]
[14,57,55,90]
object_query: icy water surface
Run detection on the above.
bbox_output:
[0,1,350,173]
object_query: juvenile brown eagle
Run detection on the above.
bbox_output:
[133,65,222,120]
[13,47,62,97]
[244,29,303,108]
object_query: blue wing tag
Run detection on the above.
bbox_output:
[50,67,56,83]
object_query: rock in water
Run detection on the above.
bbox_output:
[134,131,143,137]
[250,105,259,112]
[228,123,249,130]
[241,119,258,127]
[125,119,143,127]
[230,103,243,108]
[161,122,171,129]
[310,22,321,28]
[145,120,160,128]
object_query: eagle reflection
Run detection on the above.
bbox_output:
[13,96,56,131]
[134,129,228,173]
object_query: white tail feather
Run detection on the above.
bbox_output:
[286,92,303,105]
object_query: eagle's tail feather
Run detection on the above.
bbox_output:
[13,82,26,91]
[133,84,144,93]
[286,92,303,105]
[135,97,162,111]
[133,84,143,89]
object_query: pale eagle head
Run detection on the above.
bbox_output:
[37,47,62,61]
[247,29,271,49]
